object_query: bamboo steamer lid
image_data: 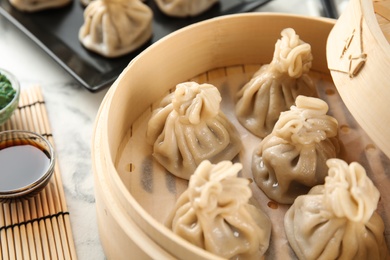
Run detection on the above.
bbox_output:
[327,0,390,158]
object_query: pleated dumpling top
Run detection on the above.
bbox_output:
[146,82,241,180]
[154,0,219,17]
[235,28,317,138]
[9,0,71,12]
[167,160,271,259]
[285,158,389,260]
[79,0,153,58]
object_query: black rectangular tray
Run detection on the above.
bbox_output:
[0,0,272,92]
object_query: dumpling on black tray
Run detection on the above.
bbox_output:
[9,0,71,12]
[154,0,219,17]
[79,0,152,58]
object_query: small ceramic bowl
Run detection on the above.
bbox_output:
[0,69,20,126]
[0,130,55,201]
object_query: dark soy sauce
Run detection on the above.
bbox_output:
[0,138,51,192]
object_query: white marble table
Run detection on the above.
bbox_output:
[0,0,344,258]
[0,15,108,260]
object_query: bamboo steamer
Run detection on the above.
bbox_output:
[327,0,390,159]
[92,11,390,260]
[92,89,176,259]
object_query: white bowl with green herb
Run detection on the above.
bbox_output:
[0,69,20,125]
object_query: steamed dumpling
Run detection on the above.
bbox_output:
[166,160,271,259]
[154,0,219,17]
[236,28,317,138]
[285,158,389,259]
[252,96,341,204]
[79,0,153,58]
[9,0,71,12]
[80,0,93,6]
[146,81,241,180]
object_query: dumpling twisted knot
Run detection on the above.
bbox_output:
[79,0,152,57]
[274,96,338,145]
[187,160,251,217]
[324,159,380,223]
[272,28,313,78]
[172,82,221,124]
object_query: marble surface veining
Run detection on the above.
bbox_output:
[0,0,345,259]
[0,15,108,260]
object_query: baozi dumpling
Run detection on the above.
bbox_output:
[9,0,71,12]
[154,0,219,17]
[252,96,340,204]
[79,0,153,58]
[285,158,389,260]
[80,0,93,6]
[236,28,317,138]
[166,160,271,259]
[146,81,241,180]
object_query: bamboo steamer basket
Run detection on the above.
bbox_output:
[92,89,176,259]
[327,0,390,159]
[92,11,390,259]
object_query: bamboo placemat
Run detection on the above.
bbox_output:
[0,86,77,259]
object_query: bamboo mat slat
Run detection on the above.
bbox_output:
[0,86,77,260]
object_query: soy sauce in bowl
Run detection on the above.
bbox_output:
[0,130,55,201]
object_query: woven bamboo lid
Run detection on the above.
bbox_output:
[327,0,390,158]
